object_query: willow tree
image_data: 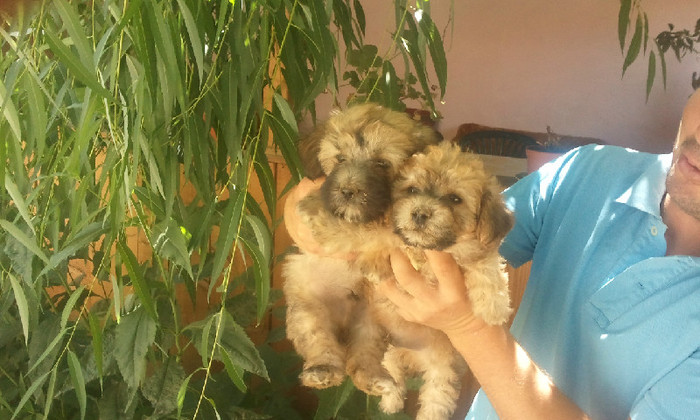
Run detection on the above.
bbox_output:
[0,0,447,418]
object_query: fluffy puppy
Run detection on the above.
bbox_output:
[282,103,440,395]
[371,141,513,420]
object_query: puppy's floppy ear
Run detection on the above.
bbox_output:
[475,186,513,247]
[298,123,326,180]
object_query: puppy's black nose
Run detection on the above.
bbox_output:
[411,209,431,226]
[341,188,357,200]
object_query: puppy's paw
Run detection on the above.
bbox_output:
[379,388,405,414]
[350,369,398,396]
[300,364,345,389]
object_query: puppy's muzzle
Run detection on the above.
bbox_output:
[411,208,432,227]
[320,161,392,223]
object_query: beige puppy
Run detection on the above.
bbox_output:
[370,141,514,420]
[282,103,440,395]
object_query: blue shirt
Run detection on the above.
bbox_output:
[466,145,700,420]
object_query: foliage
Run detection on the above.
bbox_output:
[0,0,446,418]
[618,0,700,99]
[339,0,447,120]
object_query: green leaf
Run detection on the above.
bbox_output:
[642,12,649,53]
[313,378,356,420]
[133,186,166,220]
[241,214,272,322]
[416,10,447,98]
[43,30,112,101]
[11,371,50,420]
[27,326,66,375]
[254,156,276,220]
[618,0,632,51]
[60,285,86,330]
[353,0,366,35]
[177,372,196,418]
[622,14,644,76]
[141,357,186,417]
[0,220,48,264]
[39,222,107,278]
[186,312,269,380]
[115,306,157,389]
[198,312,216,366]
[42,367,58,419]
[216,312,269,380]
[0,80,22,143]
[116,239,158,321]
[52,0,93,66]
[21,71,47,156]
[176,0,205,84]
[67,350,87,420]
[210,190,246,290]
[110,274,122,325]
[219,347,247,392]
[152,219,194,279]
[401,21,435,111]
[268,110,304,181]
[658,42,668,89]
[646,50,656,101]
[273,92,298,136]
[382,61,400,107]
[144,0,185,111]
[8,273,30,345]
[87,312,104,379]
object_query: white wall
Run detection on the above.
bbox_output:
[337,0,699,153]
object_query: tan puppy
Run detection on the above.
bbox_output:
[283,103,440,395]
[370,141,514,419]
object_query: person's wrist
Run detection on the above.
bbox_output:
[441,314,492,342]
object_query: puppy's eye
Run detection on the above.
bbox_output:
[407,186,419,194]
[336,154,346,163]
[374,159,390,168]
[446,193,462,204]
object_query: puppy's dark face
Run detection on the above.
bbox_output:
[301,104,440,223]
[392,142,513,250]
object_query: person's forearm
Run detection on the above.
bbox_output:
[447,323,591,420]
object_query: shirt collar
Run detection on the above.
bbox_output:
[614,153,672,217]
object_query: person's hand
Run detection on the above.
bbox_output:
[378,249,487,337]
[283,177,355,259]
[284,177,326,254]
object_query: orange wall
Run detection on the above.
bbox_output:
[322,0,698,154]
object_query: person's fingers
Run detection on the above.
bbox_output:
[389,249,433,296]
[378,278,412,306]
[424,250,466,295]
[283,178,323,253]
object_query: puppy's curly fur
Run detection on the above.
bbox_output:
[282,103,440,395]
[369,141,514,420]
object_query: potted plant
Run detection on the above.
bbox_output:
[525,126,572,173]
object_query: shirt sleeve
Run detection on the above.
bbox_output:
[630,349,700,419]
[499,151,575,267]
